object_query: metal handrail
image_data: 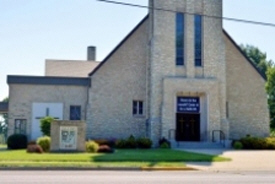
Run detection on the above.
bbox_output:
[212,130,226,147]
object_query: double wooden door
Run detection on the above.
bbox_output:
[176,113,200,141]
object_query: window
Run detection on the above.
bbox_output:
[176,13,184,66]
[133,101,143,115]
[70,106,81,120]
[194,15,202,66]
[14,119,26,134]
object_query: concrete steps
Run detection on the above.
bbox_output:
[170,141,225,149]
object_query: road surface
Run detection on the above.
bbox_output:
[0,170,275,184]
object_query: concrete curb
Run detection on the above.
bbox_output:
[0,166,197,171]
[141,167,197,171]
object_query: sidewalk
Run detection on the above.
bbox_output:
[183,149,275,172]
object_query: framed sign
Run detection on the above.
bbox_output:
[177,97,200,113]
[60,126,77,150]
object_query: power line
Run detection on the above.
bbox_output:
[97,0,275,28]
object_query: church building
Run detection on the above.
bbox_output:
[6,0,270,147]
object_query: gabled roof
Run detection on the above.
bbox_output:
[223,30,267,81]
[87,14,266,81]
[88,15,149,76]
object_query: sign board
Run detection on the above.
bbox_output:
[177,97,200,113]
[60,126,77,150]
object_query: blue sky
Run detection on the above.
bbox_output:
[1,0,275,100]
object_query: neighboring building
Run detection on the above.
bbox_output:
[6,0,269,146]
[45,46,99,77]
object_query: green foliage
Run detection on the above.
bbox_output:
[271,129,275,137]
[37,136,51,152]
[240,44,273,75]
[239,136,275,150]
[86,140,99,153]
[266,67,275,129]
[159,142,170,149]
[115,135,137,149]
[126,135,137,148]
[0,97,9,142]
[2,97,9,103]
[158,137,171,148]
[40,117,54,136]
[233,141,243,149]
[115,136,152,149]
[240,44,275,130]
[7,134,27,149]
[265,137,275,149]
[115,139,127,149]
[136,137,152,149]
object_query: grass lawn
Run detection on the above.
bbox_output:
[0,148,230,168]
[0,144,6,148]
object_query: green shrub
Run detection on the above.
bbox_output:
[37,136,51,152]
[233,141,243,149]
[40,117,54,136]
[126,135,137,148]
[158,137,171,148]
[271,129,275,137]
[136,137,152,149]
[266,137,275,149]
[7,134,27,149]
[115,139,127,149]
[240,136,267,149]
[86,140,99,153]
[159,142,170,149]
[239,136,275,150]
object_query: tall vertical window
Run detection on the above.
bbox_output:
[14,119,27,134]
[176,13,184,66]
[133,101,143,116]
[194,15,202,66]
[70,106,81,120]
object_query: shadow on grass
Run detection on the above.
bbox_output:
[0,145,7,152]
[90,149,229,167]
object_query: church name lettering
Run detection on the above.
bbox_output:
[177,97,200,113]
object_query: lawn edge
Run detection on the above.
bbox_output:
[0,166,197,171]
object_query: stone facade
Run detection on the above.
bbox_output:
[8,84,89,140]
[225,33,270,139]
[86,17,149,140]
[148,0,227,143]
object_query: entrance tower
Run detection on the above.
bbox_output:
[147,0,227,144]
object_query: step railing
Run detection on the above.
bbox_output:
[212,130,226,147]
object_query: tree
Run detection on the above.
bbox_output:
[241,44,275,130]
[40,117,54,136]
[0,97,9,142]
[266,67,275,129]
[240,44,273,76]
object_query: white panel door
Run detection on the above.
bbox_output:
[31,103,63,140]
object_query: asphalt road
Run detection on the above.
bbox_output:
[1,171,275,184]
